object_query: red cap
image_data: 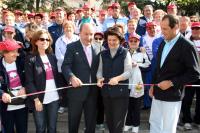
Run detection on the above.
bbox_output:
[112,2,120,8]
[0,39,22,51]
[191,22,200,28]
[2,9,9,14]
[107,5,113,9]
[94,32,104,37]
[27,13,35,18]
[128,2,136,7]
[146,21,157,27]
[82,4,92,10]
[76,8,82,13]
[34,13,43,18]
[167,4,177,9]
[3,26,15,33]
[129,33,141,40]
[14,10,23,15]
[99,10,106,15]
[50,12,56,19]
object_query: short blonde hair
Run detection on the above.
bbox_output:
[153,9,166,18]
[63,20,75,31]
[128,18,138,25]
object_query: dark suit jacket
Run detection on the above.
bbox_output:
[152,34,200,101]
[61,40,98,101]
[25,53,61,109]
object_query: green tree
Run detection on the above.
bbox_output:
[160,0,200,15]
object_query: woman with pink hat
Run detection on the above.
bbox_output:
[0,39,28,133]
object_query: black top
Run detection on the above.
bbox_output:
[101,46,129,98]
[25,53,61,109]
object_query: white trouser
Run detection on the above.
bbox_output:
[149,98,182,133]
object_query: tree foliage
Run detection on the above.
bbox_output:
[2,0,69,12]
[2,0,200,15]
[2,0,35,11]
[167,0,200,15]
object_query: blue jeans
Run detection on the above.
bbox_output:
[33,100,59,133]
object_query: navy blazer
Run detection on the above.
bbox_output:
[25,53,61,109]
[62,40,98,101]
[136,16,148,36]
[152,35,200,101]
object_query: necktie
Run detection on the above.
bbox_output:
[84,46,92,66]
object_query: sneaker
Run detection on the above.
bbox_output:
[184,123,192,130]
[124,125,132,131]
[132,126,139,133]
[96,124,105,131]
[58,107,65,114]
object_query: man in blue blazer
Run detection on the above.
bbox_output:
[62,23,98,133]
[149,15,200,133]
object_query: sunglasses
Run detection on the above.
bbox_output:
[39,38,50,42]
[94,37,103,41]
[129,40,139,43]
[30,25,38,29]
[192,27,200,30]
[5,32,14,35]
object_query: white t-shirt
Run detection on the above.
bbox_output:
[143,34,158,60]
[3,59,25,111]
[193,40,200,52]
[40,55,59,104]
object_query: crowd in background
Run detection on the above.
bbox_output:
[0,1,200,133]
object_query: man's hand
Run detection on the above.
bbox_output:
[158,80,173,90]
[70,76,83,88]
[2,93,11,103]
[108,77,119,85]
[97,78,104,88]
[149,86,154,98]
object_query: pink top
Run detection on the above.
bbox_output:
[7,70,21,89]
[44,62,54,80]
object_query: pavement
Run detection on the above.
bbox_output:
[27,109,200,133]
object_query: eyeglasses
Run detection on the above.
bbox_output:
[38,38,50,42]
[94,37,103,41]
[192,27,200,30]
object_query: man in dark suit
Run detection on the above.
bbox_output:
[62,23,98,133]
[149,15,200,133]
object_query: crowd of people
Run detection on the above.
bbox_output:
[0,1,200,133]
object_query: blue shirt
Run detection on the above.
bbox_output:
[103,16,128,32]
[160,33,180,67]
